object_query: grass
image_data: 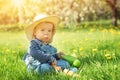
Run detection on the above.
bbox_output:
[0,25,120,80]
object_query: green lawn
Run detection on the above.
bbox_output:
[0,26,120,80]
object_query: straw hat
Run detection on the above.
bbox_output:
[25,14,60,41]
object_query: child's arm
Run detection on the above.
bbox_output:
[52,52,64,60]
[29,40,56,64]
[57,52,64,59]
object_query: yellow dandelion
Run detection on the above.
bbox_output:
[109,28,115,34]
[12,50,16,53]
[90,28,95,32]
[79,47,84,51]
[92,48,97,52]
[85,38,89,41]
[62,32,64,36]
[105,54,111,60]
[118,32,120,35]
[5,48,10,52]
[102,29,108,33]
[76,30,79,33]
[18,46,22,49]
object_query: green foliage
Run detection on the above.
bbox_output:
[0,24,120,80]
[0,23,27,32]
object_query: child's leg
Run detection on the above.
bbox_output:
[35,63,52,73]
[57,59,70,70]
[57,60,78,76]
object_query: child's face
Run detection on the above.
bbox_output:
[34,22,54,43]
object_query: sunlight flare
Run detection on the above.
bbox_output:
[11,0,24,7]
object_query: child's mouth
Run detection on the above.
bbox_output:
[44,35,48,39]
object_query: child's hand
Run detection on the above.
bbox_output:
[53,65,61,71]
[51,60,61,71]
[51,60,57,65]
[57,52,64,59]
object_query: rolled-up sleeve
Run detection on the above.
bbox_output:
[28,40,56,64]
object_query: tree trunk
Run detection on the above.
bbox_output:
[105,0,118,26]
[112,6,117,26]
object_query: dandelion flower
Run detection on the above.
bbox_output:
[105,54,111,60]
[118,32,120,35]
[102,29,108,33]
[76,30,79,33]
[62,32,64,36]
[5,48,10,52]
[79,47,84,51]
[92,48,97,52]
[85,38,89,41]
[90,28,95,32]
[18,46,22,49]
[12,50,16,53]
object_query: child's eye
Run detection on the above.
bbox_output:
[41,29,44,31]
[48,30,52,32]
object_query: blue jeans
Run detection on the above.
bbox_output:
[27,59,70,73]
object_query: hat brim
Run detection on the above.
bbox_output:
[25,16,60,41]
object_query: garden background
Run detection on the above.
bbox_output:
[0,0,120,80]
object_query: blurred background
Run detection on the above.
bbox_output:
[0,0,120,31]
[0,1,120,80]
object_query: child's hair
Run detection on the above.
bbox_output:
[33,22,56,43]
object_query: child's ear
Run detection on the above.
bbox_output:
[33,29,36,36]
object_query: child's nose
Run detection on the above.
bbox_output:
[44,31,49,34]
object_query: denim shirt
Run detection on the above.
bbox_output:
[23,39,59,65]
